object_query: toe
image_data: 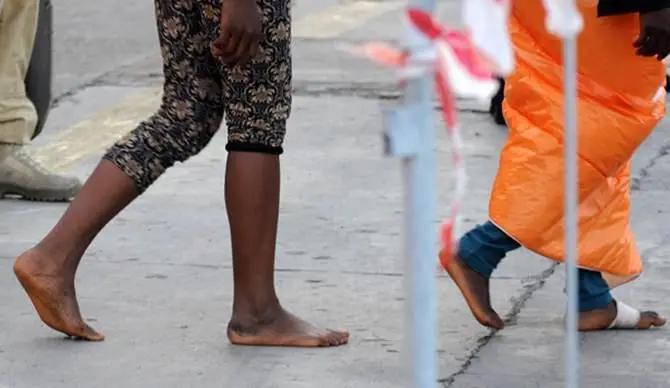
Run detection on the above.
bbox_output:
[336,331,350,345]
[82,326,105,342]
[638,311,666,329]
[69,323,104,341]
[491,317,505,330]
[324,330,349,346]
[476,311,504,330]
[306,335,330,347]
[325,331,341,346]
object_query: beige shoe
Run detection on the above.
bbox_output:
[0,146,82,202]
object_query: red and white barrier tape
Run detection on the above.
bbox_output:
[347,6,512,268]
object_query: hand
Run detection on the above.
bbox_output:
[212,0,262,66]
[634,8,670,61]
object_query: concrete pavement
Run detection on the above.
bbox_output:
[3,1,670,387]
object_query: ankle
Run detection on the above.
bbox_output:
[231,296,283,325]
[31,240,81,273]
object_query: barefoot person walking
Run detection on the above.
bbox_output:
[14,0,349,347]
[444,0,670,331]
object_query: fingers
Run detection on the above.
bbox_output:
[218,27,243,65]
[232,34,253,66]
[635,29,658,56]
[635,27,670,61]
[657,34,670,61]
[633,28,649,49]
[247,38,260,65]
[213,26,260,67]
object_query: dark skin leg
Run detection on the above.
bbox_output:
[577,301,666,331]
[224,152,348,347]
[14,160,137,341]
[14,155,349,346]
[443,254,505,330]
[445,253,666,331]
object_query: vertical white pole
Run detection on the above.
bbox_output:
[541,1,583,386]
[403,0,437,387]
[563,35,580,388]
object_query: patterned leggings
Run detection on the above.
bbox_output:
[103,0,291,193]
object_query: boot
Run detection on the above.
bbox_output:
[0,145,82,202]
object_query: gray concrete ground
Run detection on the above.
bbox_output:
[3,1,670,387]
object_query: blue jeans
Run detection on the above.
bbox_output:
[457,221,613,313]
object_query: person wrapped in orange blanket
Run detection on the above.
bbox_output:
[444,0,670,331]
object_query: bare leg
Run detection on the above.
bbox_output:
[14,161,138,340]
[225,152,349,347]
[14,0,233,341]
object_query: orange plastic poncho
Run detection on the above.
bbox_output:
[489,0,666,287]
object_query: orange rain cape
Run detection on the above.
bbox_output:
[489,0,666,288]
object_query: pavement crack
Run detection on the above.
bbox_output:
[83,258,411,277]
[69,258,542,281]
[51,52,155,108]
[67,73,490,120]
[51,78,107,108]
[438,262,560,387]
[638,231,670,266]
[631,141,670,191]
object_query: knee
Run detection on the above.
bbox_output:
[103,104,223,192]
[169,104,225,162]
[152,99,224,158]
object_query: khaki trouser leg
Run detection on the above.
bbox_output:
[0,0,39,158]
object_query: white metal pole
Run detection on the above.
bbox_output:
[563,35,580,388]
[403,0,437,387]
[541,2,583,386]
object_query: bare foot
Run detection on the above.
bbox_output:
[578,301,666,331]
[444,254,504,329]
[227,308,349,347]
[13,249,104,341]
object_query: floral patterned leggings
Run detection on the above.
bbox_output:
[103,0,291,193]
